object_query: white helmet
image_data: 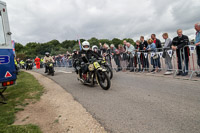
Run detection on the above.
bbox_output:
[82,41,90,51]
[92,45,98,51]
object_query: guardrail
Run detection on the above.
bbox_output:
[110,45,200,80]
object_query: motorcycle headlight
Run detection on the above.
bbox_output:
[88,64,94,71]
[49,63,53,67]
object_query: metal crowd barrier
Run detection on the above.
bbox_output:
[110,45,200,80]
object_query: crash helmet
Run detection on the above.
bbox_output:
[45,52,50,57]
[92,45,98,51]
[82,41,90,51]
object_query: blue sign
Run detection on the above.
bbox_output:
[0,56,10,64]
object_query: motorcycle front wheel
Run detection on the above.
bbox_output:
[105,65,113,79]
[97,71,111,90]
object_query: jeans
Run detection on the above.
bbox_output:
[114,56,121,69]
[165,53,173,71]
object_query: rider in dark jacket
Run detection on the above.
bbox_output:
[78,41,101,75]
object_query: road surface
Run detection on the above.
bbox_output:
[33,67,200,133]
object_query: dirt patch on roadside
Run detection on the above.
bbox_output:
[14,71,106,133]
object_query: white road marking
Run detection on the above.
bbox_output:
[57,70,72,74]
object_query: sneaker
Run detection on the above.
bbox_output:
[196,74,200,77]
[151,69,155,72]
[182,72,188,76]
[164,71,172,75]
[176,72,182,76]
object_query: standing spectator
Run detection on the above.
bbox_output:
[123,40,127,51]
[34,56,40,69]
[110,44,121,71]
[118,44,127,71]
[146,39,158,73]
[135,40,143,72]
[126,42,135,72]
[140,36,149,71]
[151,34,162,69]
[172,29,189,76]
[162,33,173,75]
[195,23,200,77]
[100,43,112,66]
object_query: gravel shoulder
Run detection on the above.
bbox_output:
[14,71,106,133]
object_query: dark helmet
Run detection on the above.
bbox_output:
[45,52,50,57]
[73,49,77,53]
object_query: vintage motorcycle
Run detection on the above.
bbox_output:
[26,63,33,70]
[76,56,111,90]
[46,62,54,76]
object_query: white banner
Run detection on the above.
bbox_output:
[189,45,196,54]
[151,52,155,57]
[167,50,173,58]
[137,52,141,58]
[158,52,163,58]
[144,53,148,58]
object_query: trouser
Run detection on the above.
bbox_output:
[165,53,173,71]
[128,57,134,70]
[177,54,189,73]
[143,56,149,69]
[137,57,141,71]
[68,59,72,67]
[158,56,161,68]
[114,56,121,69]
[151,57,158,68]
[36,62,40,69]
[197,46,200,67]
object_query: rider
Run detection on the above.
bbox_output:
[44,52,54,73]
[78,41,101,79]
[92,45,101,56]
[26,59,33,70]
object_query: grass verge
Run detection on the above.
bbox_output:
[0,71,43,133]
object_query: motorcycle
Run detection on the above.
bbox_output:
[46,62,54,76]
[26,63,33,70]
[77,56,111,90]
[100,57,113,79]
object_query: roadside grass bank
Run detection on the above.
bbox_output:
[0,71,44,133]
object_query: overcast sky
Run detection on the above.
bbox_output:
[5,0,200,44]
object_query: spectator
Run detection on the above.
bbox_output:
[135,40,143,72]
[110,44,121,72]
[162,33,173,75]
[172,29,189,76]
[100,43,112,66]
[118,44,127,72]
[151,34,162,69]
[195,23,200,77]
[146,39,158,73]
[140,36,149,71]
[123,40,128,51]
[126,42,135,72]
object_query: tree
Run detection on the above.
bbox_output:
[88,37,99,47]
[123,38,135,46]
[99,39,112,46]
[111,38,122,47]
[15,43,24,53]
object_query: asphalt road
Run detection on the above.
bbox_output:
[33,67,200,133]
